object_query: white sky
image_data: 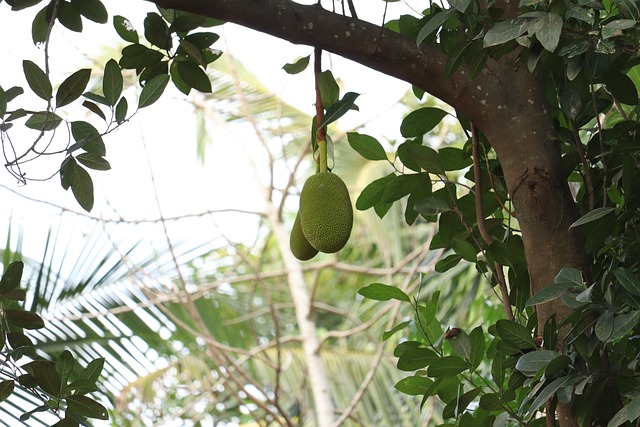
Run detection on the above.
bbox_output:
[0,0,415,266]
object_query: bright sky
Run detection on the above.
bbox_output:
[0,1,416,272]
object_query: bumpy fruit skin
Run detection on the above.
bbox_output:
[290,213,319,261]
[299,172,353,253]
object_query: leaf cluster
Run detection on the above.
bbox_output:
[0,261,108,426]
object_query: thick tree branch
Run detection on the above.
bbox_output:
[146,0,504,122]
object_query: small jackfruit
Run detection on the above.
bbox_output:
[299,172,353,253]
[290,213,319,261]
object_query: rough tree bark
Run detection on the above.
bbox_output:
[146,0,591,424]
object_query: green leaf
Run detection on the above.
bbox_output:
[282,55,310,74]
[526,283,572,307]
[427,355,469,377]
[57,1,82,31]
[23,60,52,100]
[452,239,477,262]
[397,346,439,371]
[70,0,107,23]
[7,0,44,11]
[447,329,472,361]
[594,310,613,342]
[405,144,445,174]
[25,112,62,131]
[113,15,139,43]
[604,73,639,105]
[439,147,472,171]
[358,283,410,302]
[449,0,471,11]
[66,395,109,420]
[414,196,452,216]
[400,107,448,137]
[479,393,506,411]
[5,310,44,330]
[184,32,220,49]
[609,393,640,427]
[119,44,165,71]
[382,173,426,203]
[138,74,170,109]
[115,97,128,124]
[103,59,123,106]
[82,100,106,121]
[347,132,387,161]
[0,380,14,403]
[395,376,433,395]
[416,9,454,45]
[76,153,111,171]
[602,19,637,39]
[495,319,535,349]
[615,267,640,296]
[435,254,462,273]
[483,17,532,47]
[55,350,75,384]
[60,157,94,212]
[32,5,49,44]
[178,40,205,66]
[570,207,615,228]
[144,12,172,50]
[69,121,105,155]
[320,92,360,128]
[532,12,563,52]
[23,361,61,395]
[0,261,24,293]
[80,358,105,382]
[355,173,394,210]
[66,378,99,394]
[383,320,412,341]
[56,68,91,108]
[468,326,485,369]
[609,311,640,341]
[317,70,339,108]
[515,350,559,376]
[176,61,212,93]
[528,375,576,415]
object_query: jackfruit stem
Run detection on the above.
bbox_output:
[319,139,328,173]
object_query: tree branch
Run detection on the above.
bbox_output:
[145,0,493,120]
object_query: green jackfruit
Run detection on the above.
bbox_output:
[290,213,319,261]
[299,172,353,253]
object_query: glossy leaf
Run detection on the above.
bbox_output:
[609,393,640,427]
[70,121,105,155]
[528,375,577,415]
[282,55,310,74]
[23,60,52,100]
[609,311,640,341]
[144,12,172,50]
[177,61,212,93]
[532,12,563,52]
[320,92,360,128]
[25,112,62,131]
[0,261,24,293]
[355,173,394,210]
[495,319,535,349]
[56,69,91,108]
[570,207,615,228]
[416,9,454,45]
[615,267,640,296]
[66,395,109,420]
[358,283,410,302]
[138,74,170,109]
[103,59,123,106]
[115,97,128,124]
[70,0,107,23]
[317,70,339,108]
[483,17,532,47]
[60,157,94,212]
[32,6,49,44]
[81,100,106,121]
[22,361,61,395]
[400,107,448,137]
[76,153,111,171]
[0,380,14,403]
[58,1,83,32]
[396,346,439,371]
[515,350,559,376]
[347,132,388,161]
[395,376,433,395]
[404,144,445,174]
[113,15,139,43]
[427,355,469,377]
[383,320,412,341]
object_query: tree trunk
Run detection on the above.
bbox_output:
[266,203,336,427]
